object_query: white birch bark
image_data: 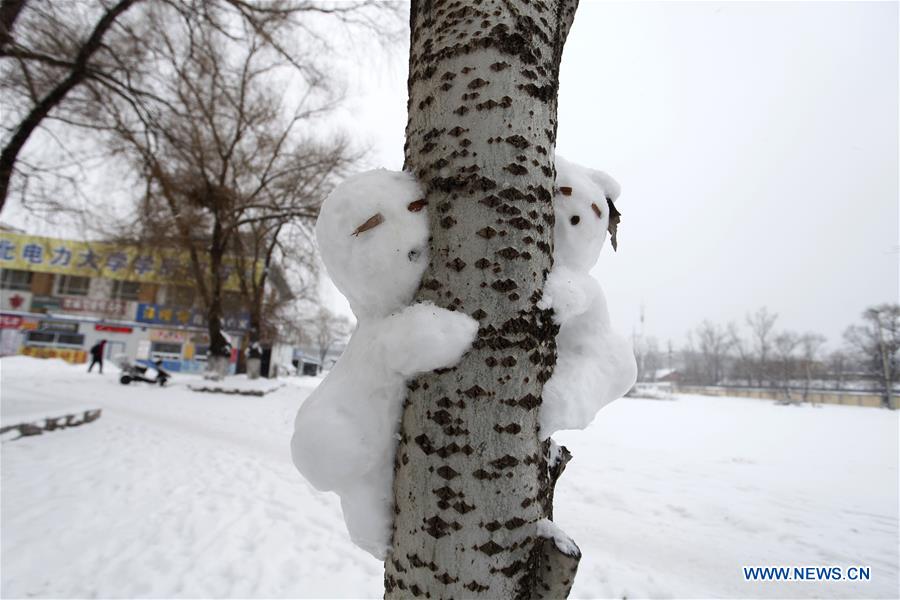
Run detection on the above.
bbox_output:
[385,0,579,597]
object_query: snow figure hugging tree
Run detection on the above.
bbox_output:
[540,155,637,439]
[291,169,479,558]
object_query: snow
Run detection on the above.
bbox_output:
[2,356,898,598]
[535,518,581,558]
[539,156,637,439]
[292,170,478,558]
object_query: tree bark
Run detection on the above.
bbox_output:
[385,1,578,598]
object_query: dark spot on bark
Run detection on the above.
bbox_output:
[479,540,505,556]
[475,258,491,269]
[463,385,487,398]
[518,393,541,410]
[477,226,497,239]
[422,279,443,291]
[446,257,466,272]
[490,455,520,469]
[505,134,530,149]
[436,466,460,480]
[429,410,452,426]
[497,247,520,260]
[415,434,435,455]
[440,215,457,228]
[468,77,489,89]
[491,279,517,292]
[504,163,528,176]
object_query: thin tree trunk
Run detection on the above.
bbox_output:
[385,1,578,597]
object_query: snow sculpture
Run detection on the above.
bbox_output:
[539,155,637,439]
[291,169,479,559]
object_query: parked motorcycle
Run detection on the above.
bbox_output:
[119,359,170,386]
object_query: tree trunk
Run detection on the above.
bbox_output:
[205,219,231,380]
[385,1,578,598]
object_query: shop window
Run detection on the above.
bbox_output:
[1,269,33,291]
[56,333,85,347]
[57,275,90,296]
[150,341,182,358]
[111,280,141,301]
[25,331,55,344]
[24,331,84,347]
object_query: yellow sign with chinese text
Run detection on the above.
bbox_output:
[0,232,250,291]
[20,346,87,364]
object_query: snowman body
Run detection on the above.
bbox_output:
[539,156,637,439]
[291,169,478,558]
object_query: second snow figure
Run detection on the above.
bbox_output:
[539,156,638,439]
[291,169,478,559]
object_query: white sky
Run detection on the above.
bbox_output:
[330,1,899,348]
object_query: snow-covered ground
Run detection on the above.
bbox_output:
[1,356,897,598]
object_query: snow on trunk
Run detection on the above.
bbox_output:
[385,1,579,597]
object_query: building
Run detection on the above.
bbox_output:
[0,229,252,374]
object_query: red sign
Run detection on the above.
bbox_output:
[0,314,23,329]
[95,324,133,334]
[8,294,25,309]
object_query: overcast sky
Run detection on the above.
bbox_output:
[330,1,899,348]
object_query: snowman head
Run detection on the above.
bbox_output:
[316,169,429,319]
[552,155,622,272]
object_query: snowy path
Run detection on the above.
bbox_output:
[2,357,898,598]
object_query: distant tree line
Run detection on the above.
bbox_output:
[634,304,899,409]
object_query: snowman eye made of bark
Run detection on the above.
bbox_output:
[570,215,580,226]
[407,199,427,212]
[351,213,384,236]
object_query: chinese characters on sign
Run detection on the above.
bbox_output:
[135,303,250,331]
[0,232,253,291]
[60,297,128,317]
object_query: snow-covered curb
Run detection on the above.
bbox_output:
[187,383,285,397]
[0,409,102,440]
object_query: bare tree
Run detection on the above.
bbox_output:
[385,0,580,597]
[728,321,753,386]
[798,332,826,402]
[694,320,732,385]
[747,307,778,386]
[844,304,900,409]
[827,349,849,391]
[772,330,799,401]
[96,6,354,378]
[306,306,351,372]
[0,0,391,215]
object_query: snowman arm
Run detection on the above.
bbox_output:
[380,302,479,376]
[539,267,592,324]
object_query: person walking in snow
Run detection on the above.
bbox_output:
[88,339,107,374]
